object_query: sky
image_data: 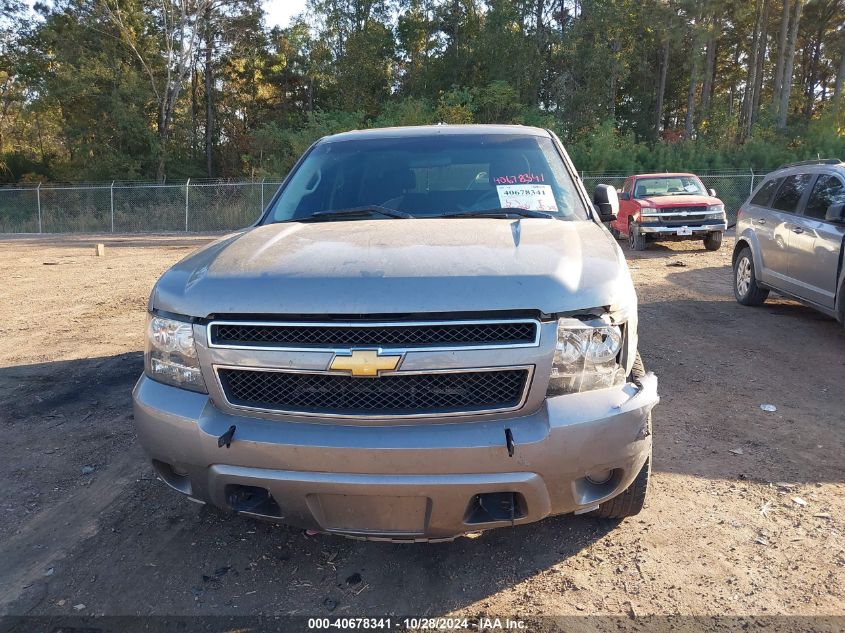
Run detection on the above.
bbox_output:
[263,0,308,29]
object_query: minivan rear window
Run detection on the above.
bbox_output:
[771,174,813,213]
[749,178,781,207]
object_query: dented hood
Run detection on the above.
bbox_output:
[150,218,633,317]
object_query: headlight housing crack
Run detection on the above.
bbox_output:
[547,316,625,396]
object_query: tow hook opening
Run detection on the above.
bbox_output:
[225,484,282,518]
[465,492,526,525]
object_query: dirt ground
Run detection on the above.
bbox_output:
[1,231,844,627]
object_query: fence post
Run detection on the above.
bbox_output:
[110,181,115,233]
[185,178,190,232]
[260,177,265,213]
[749,168,755,196]
[36,183,42,233]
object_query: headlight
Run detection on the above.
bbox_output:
[547,317,625,396]
[638,207,658,223]
[706,203,725,219]
[145,314,206,392]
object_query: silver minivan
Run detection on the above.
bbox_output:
[733,159,845,324]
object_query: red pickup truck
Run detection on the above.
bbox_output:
[609,173,727,251]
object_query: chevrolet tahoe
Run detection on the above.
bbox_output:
[133,124,659,541]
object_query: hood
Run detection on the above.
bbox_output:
[150,219,633,317]
[638,194,720,207]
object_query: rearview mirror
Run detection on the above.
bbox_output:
[825,202,845,223]
[708,188,717,197]
[618,191,630,201]
[593,184,619,221]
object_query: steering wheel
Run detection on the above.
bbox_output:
[458,188,501,212]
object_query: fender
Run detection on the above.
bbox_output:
[836,253,845,323]
[733,229,765,284]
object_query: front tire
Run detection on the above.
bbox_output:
[733,247,769,306]
[628,221,648,251]
[703,232,723,251]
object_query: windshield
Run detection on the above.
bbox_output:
[633,176,706,198]
[265,133,587,222]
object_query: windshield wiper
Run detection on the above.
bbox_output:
[291,206,413,222]
[440,208,554,220]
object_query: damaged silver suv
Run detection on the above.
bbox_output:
[133,125,659,541]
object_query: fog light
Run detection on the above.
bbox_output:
[586,469,613,485]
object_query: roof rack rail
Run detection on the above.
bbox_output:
[777,158,842,169]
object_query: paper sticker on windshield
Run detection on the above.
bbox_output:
[496,184,558,212]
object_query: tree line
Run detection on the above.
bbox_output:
[0,0,843,183]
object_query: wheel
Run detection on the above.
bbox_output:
[733,247,769,306]
[628,221,648,251]
[629,350,646,381]
[703,232,723,251]
[590,351,650,520]
[589,454,650,519]
[608,225,621,239]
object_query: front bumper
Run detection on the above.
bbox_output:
[638,221,727,236]
[133,374,658,540]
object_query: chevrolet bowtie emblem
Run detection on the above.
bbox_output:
[330,350,401,377]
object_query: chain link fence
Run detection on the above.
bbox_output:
[0,179,284,234]
[0,171,763,234]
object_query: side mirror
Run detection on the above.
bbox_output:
[593,184,619,221]
[708,188,717,197]
[618,191,630,201]
[825,202,845,223]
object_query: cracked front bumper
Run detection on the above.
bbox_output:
[132,373,658,540]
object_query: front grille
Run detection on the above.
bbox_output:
[655,206,710,222]
[658,218,721,227]
[210,320,538,349]
[218,368,530,416]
